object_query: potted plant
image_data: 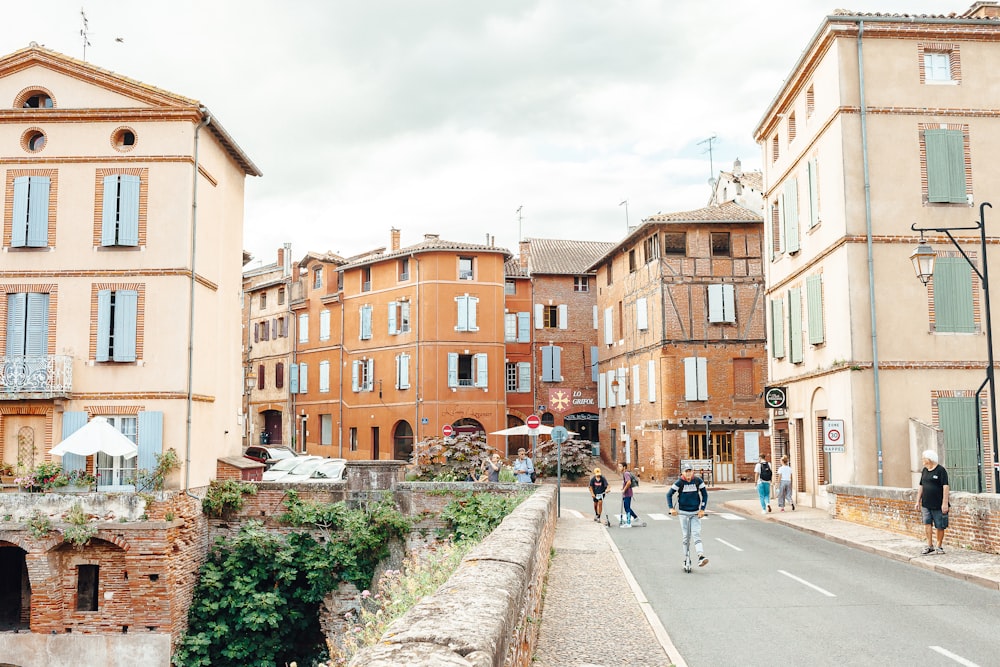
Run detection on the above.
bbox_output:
[64,469,97,492]
[0,462,15,485]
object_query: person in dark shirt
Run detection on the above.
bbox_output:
[915,449,950,555]
[588,468,609,522]
[667,466,709,567]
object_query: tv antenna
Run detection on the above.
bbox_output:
[80,8,92,61]
[698,134,718,180]
[619,200,629,232]
[516,205,524,242]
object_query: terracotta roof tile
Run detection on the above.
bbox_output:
[645,201,763,224]
[338,236,510,270]
[524,238,616,274]
[505,257,530,278]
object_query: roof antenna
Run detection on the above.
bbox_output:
[80,8,92,61]
[619,200,629,233]
[698,134,718,185]
[516,205,524,242]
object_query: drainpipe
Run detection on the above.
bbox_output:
[184,108,211,493]
[339,277,345,458]
[413,254,421,461]
[858,21,885,486]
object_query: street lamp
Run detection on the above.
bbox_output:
[611,374,628,464]
[911,202,998,492]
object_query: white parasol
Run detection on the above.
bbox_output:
[50,416,139,459]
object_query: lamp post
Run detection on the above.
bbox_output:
[911,202,998,492]
[611,373,628,464]
[243,367,256,448]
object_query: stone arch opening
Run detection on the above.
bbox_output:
[0,544,30,631]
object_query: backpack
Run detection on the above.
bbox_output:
[759,461,772,482]
[628,471,639,487]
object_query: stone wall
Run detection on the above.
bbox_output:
[828,484,1000,554]
[349,485,556,667]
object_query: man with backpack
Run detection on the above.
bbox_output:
[667,465,709,568]
[754,453,773,514]
[618,461,644,527]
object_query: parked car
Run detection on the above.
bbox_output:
[261,455,321,481]
[244,445,298,469]
[303,459,347,482]
[278,457,344,483]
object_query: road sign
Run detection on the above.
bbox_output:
[703,413,713,422]
[442,424,454,437]
[764,386,788,409]
[551,426,569,444]
[823,419,845,453]
[526,415,541,430]
[421,417,429,425]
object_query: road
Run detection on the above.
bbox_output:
[556,484,1000,667]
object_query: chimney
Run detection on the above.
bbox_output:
[277,246,284,271]
[282,242,292,276]
[733,157,742,177]
[390,228,401,251]
[964,2,1000,19]
[424,233,440,241]
[519,240,531,269]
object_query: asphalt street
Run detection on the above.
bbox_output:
[556,484,1000,667]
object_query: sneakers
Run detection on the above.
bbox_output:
[791,502,796,511]
[780,508,786,512]
[767,504,772,513]
[936,546,945,555]
[921,545,935,555]
[594,516,600,522]
[621,523,631,529]
[761,510,768,515]
[698,554,709,567]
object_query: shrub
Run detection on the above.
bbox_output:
[201,479,257,517]
[136,448,180,492]
[410,434,500,481]
[439,491,529,543]
[27,510,52,538]
[63,502,97,547]
[534,438,595,481]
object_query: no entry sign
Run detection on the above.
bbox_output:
[442,424,454,437]
[526,415,541,430]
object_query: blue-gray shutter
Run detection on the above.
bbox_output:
[598,372,607,408]
[398,353,410,389]
[25,293,48,357]
[96,290,112,362]
[788,287,803,363]
[101,175,120,246]
[299,364,308,393]
[60,412,88,472]
[468,297,478,331]
[517,362,531,392]
[591,346,599,382]
[137,411,163,473]
[118,175,140,245]
[723,284,735,322]
[447,353,459,387]
[517,312,531,342]
[708,285,724,322]
[12,176,30,247]
[5,293,26,356]
[475,353,488,388]
[388,302,398,334]
[26,176,50,247]
[289,363,299,393]
[456,297,468,331]
[934,257,975,333]
[365,359,374,391]
[542,345,554,381]
[784,178,799,253]
[114,290,138,361]
[360,306,372,340]
[807,159,820,228]
[806,275,824,344]
[352,360,360,392]
[558,304,568,330]
[636,298,648,330]
[771,299,785,358]
[534,303,544,329]
[552,346,562,381]
[926,129,967,204]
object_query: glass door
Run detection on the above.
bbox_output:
[96,416,137,490]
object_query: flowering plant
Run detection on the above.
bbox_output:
[0,462,15,477]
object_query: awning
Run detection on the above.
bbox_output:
[50,416,139,459]
[489,425,577,437]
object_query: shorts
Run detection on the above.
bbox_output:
[921,507,949,530]
[593,494,604,502]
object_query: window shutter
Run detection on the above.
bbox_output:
[788,287,803,363]
[23,293,48,357]
[617,368,627,405]
[272,319,277,339]
[934,257,975,332]
[399,353,410,389]
[388,302,398,335]
[395,355,401,388]
[517,312,531,342]
[632,364,640,404]
[593,305,598,330]
[636,298,648,330]
[542,345,554,381]
[604,307,613,345]
[708,285,723,323]
[598,372,607,408]
[113,289,138,362]
[647,360,656,402]
[534,303,544,329]
[352,360,360,392]
[784,178,799,253]
[319,360,330,392]
[101,175,120,246]
[591,346,599,382]
[696,357,707,400]
[505,313,516,341]
[558,304,568,329]
[475,353,488,388]
[25,176,50,247]
[290,363,299,394]
[254,322,259,343]
[448,352,459,388]
[299,314,308,343]
[684,357,698,400]
[553,346,562,381]
[456,297,468,331]
[926,129,967,203]
[468,297,478,331]
[96,289,112,362]
[118,175,140,246]
[276,362,284,389]
[11,176,29,247]
[517,362,531,392]
[299,363,308,393]
[771,299,785,358]
[320,309,331,340]
[360,305,372,340]
[806,275,825,344]
[807,159,819,228]
[607,372,616,407]
[939,396,978,491]
[60,412,88,472]
[400,301,410,332]
[366,359,374,390]
[137,411,164,474]
[5,293,26,356]
[722,284,735,322]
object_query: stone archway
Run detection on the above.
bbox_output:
[0,544,30,631]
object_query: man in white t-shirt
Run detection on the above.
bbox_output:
[776,455,794,511]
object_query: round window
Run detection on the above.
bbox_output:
[112,127,137,152]
[22,129,46,153]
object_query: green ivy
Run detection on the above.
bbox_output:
[173,496,410,667]
[62,502,97,547]
[200,479,257,517]
[439,491,528,542]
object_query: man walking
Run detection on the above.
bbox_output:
[754,453,772,514]
[588,467,609,522]
[776,455,795,511]
[618,462,643,527]
[667,465,709,568]
[513,448,534,484]
[915,450,949,555]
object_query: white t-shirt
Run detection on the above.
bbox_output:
[777,464,792,481]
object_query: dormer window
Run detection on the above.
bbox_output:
[21,92,53,108]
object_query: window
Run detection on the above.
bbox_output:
[298,314,309,343]
[77,565,99,612]
[259,292,267,309]
[458,257,474,280]
[707,284,735,324]
[313,267,323,289]
[573,276,589,292]
[628,249,637,272]
[361,267,371,292]
[806,85,815,117]
[278,288,285,305]
[352,358,374,392]
[337,272,344,290]
[388,301,410,334]
[788,287,803,363]
[536,304,567,329]
[22,92,53,108]
[96,289,138,362]
[399,257,410,281]
[711,232,731,257]
[541,345,562,382]
[544,305,558,328]
[112,127,136,151]
[359,305,372,340]
[5,293,49,365]
[23,129,45,152]
[643,235,660,263]
[448,352,488,388]
[806,275,825,344]
[258,364,265,390]
[279,317,287,337]
[298,363,308,393]
[395,352,410,389]
[771,134,779,163]
[275,362,284,389]
[260,319,270,341]
[770,299,785,359]
[734,358,754,399]
[320,309,331,341]
[320,414,332,446]
[933,256,975,333]
[350,427,358,452]
[788,112,796,143]
[319,360,330,393]
[506,362,518,391]
[663,232,686,255]
[605,260,613,285]
[683,357,708,401]
[10,175,51,247]
[100,174,140,247]
[924,127,968,204]
[924,51,952,82]
[455,295,479,332]
[505,280,516,295]
[771,200,782,259]
[505,313,517,342]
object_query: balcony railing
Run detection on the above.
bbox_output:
[0,355,73,398]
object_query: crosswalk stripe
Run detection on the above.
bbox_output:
[566,509,584,519]
[716,513,746,521]
[647,513,671,521]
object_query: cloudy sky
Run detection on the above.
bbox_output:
[3,0,957,265]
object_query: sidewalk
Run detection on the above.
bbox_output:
[534,484,1000,667]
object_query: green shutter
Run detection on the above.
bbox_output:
[788,288,803,363]
[926,129,967,203]
[806,275,825,344]
[784,178,799,253]
[934,257,975,333]
[808,160,819,228]
[771,299,785,358]
[938,397,979,492]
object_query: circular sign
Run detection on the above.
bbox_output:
[764,386,787,409]
[442,424,454,437]
[827,428,842,443]
[526,415,541,430]
[550,426,569,444]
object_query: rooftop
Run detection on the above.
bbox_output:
[523,238,615,275]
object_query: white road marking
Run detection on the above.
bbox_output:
[566,509,584,519]
[715,538,743,552]
[716,513,746,521]
[648,513,671,521]
[930,646,981,667]
[778,570,837,597]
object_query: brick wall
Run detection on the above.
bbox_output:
[829,484,1000,555]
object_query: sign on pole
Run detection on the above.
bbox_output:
[823,419,845,453]
[550,426,569,444]
[526,415,541,431]
[764,386,788,409]
[442,424,454,437]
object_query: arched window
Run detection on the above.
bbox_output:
[393,420,414,462]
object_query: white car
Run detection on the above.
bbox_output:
[261,455,321,482]
[277,457,344,483]
[304,459,347,482]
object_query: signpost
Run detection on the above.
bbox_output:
[551,426,569,517]
[442,424,454,438]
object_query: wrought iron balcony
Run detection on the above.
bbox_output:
[0,355,73,398]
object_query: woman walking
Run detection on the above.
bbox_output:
[776,455,795,511]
